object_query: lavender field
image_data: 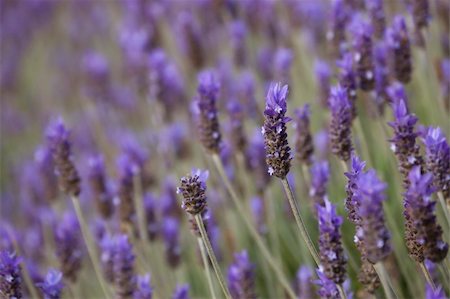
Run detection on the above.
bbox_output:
[1,0,449,298]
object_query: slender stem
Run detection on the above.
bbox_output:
[419,262,436,291]
[133,172,149,243]
[197,237,217,299]
[211,154,297,299]
[437,192,450,227]
[281,178,320,266]
[71,196,111,299]
[337,284,347,299]
[374,262,397,299]
[195,214,231,299]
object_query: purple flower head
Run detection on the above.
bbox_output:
[329,85,353,161]
[177,169,209,215]
[262,83,292,178]
[365,0,386,38]
[309,160,330,207]
[345,154,366,224]
[37,269,64,299]
[0,250,22,299]
[116,153,136,229]
[87,154,113,219]
[34,145,58,202]
[113,234,136,299]
[82,51,110,84]
[336,52,357,117]
[294,104,314,165]
[314,129,330,160]
[227,99,247,153]
[99,234,115,283]
[274,47,293,84]
[246,130,271,194]
[425,284,446,299]
[134,274,152,299]
[46,117,81,196]
[314,269,339,299]
[328,0,351,56]
[172,284,190,299]
[315,59,332,108]
[356,170,391,263]
[229,20,247,66]
[422,127,450,198]
[162,217,181,268]
[144,192,158,241]
[411,0,430,30]
[386,16,412,83]
[228,250,256,299]
[295,266,314,299]
[250,197,267,234]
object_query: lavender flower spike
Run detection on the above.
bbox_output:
[0,250,22,299]
[88,154,113,219]
[36,269,64,299]
[295,266,315,299]
[336,52,357,118]
[46,117,81,196]
[294,104,314,165]
[344,154,366,224]
[405,167,448,262]
[227,251,256,299]
[195,70,222,154]
[134,274,152,299]
[177,169,209,215]
[411,0,430,30]
[262,83,292,179]
[365,0,386,39]
[314,269,339,299]
[329,85,353,162]
[113,234,136,299]
[314,60,331,108]
[423,127,450,200]
[172,284,190,299]
[309,160,330,207]
[386,16,412,84]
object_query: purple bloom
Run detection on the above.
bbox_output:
[236,71,259,121]
[315,59,332,108]
[172,284,190,299]
[314,269,339,299]
[274,47,293,84]
[144,193,158,241]
[373,42,389,113]
[246,130,271,194]
[227,99,247,153]
[329,85,353,161]
[134,274,152,299]
[295,266,315,299]
[294,104,314,165]
[175,11,204,68]
[161,177,182,219]
[344,154,366,224]
[250,197,267,234]
[177,169,209,215]
[99,234,115,283]
[87,154,113,219]
[411,0,430,30]
[327,0,351,57]
[228,250,256,299]
[386,16,412,84]
[425,283,446,299]
[162,217,181,269]
[336,52,357,118]
[36,269,64,299]
[365,0,386,39]
[117,153,136,230]
[34,145,58,202]
[0,250,22,299]
[386,82,409,106]
[113,234,136,299]
[262,83,292,179]
[229,20,248,66]
[46,117,81,196]
[309,160,330,207]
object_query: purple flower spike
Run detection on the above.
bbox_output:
[88,154,113,219]
[0,250,22,299]
[405,167,448,262]
[262,83,292,179]
[195,70,222,154]
[162,217,181,269]
[344,154,366,224]
[329,85,353,162]
[46,117,81,197]
[423,127,450,199]
[37,269,64,299]
[386,16,412,84]
[309,160,330,207]
[227,99,247,153]
[113,234,136,299]
[144,193,158,241]
[317,199,347,284]
[314,269,339,299]
[134,274,152,299]
[274,47,293,84]
[337,52,357,118]
[229,20,248,66]
[315,59,332,108]
[117,153,136,230]
[172,284,190,299]
[356,170,391,264]
[411,0,430,30]
[294,104,314,165]
[177,169,209,215]
[34,145,58,202]
[328,0,350,57]
[295,266,315,299]
[425,283,446,299]
[228,250,256,299]
[99,234,115,283]
[246,130,271,194]
[373,42,389,112]
[366,0,386,39]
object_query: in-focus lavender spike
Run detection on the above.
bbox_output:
[344,154,366,224]
[386,16,412,84]
[329,85,353,162]
[227,250,256,299]
[177,169,209,215]
[0,250,22,299]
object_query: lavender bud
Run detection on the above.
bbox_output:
[314,269,339,299]
[273,48,293,84]
[162,217,181,269]
[295,266,315,299]
[405,167,448,262]
[262,83,292,179]
[411,0,430,30]
[195,70,222,154]
[386,16,412,84]
[134,274,152,299]
[46,117,81,197]
[344,154,366,224]
[36,269,64,299]
[317,199,347,284]
[99,234,115,283]
[314,60,332,108]
[350,15,375,91]
[425,283,446,299]
[113,234,136,299]
[422,127,450,199]
[227,99,247,153]
[309,160,330,207]
[0,250,22,299]
[144,193,158,241]
[329,85,353,162]
[177,169,209,215]
[356,170,391,263]
[336,52,357,118]
[172,284,190,299]
[294,104,314,165]
[88,155,113,219]
[365,0,386,39]
[54,212,83,282]
[227,251,256,299]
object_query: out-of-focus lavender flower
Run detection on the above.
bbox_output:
[425,283,446,299]
[314,129,330,160]
[246,130,271,195]
[438,59,450,110]
[229,20,248,67]
[227,99,247,153]
[134,274,152,299]
[175,11,204,69]
[317,199,347,284]
[411,0,430,30]
[144,193,158,241]
[194,70,222,154]
[314,60,332,108]
[87,155,113,219]
[336,52,357,118]
[257,46,274,83]
[236,71,260,122]
[46,117,81,197]
[388,99,423,188]
[82,51,110,100]
[386,82,409,106]
[365,0,386,39]
[54,212,83,282]
[350,15,375,91]
[422,127,450,199]
[294,104,314,165]
[113,234,136,299]
[373,42,389,113]
[36,269,64,299]
[0,250,22,299]
[262,83,292,179]
[34,145,58,202]
[161,177,182,220]
[172,283,190,299]
[228,250,256,299]
[250,197,267,234]
[344,154,366,224]
[309,160,330,207]
[177,169,209,215]
[405,167,448,262]
[117,154,136,231]
[356,170,391,264]
[386,16,412,84]
[329,85,353,162]
[295,266,315,299]
[99,234,115,283]
[273,47,293,84]
[162,217,181,269]
[327,0,350,57]
[314,269,339,299]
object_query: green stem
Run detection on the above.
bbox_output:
[281,178,320,266]
[195,214,231,299]
[419,262,436,291]
[71,196,112,299]
[211,154,297,299]
[197,237,217,299]
[374,262,397,299]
